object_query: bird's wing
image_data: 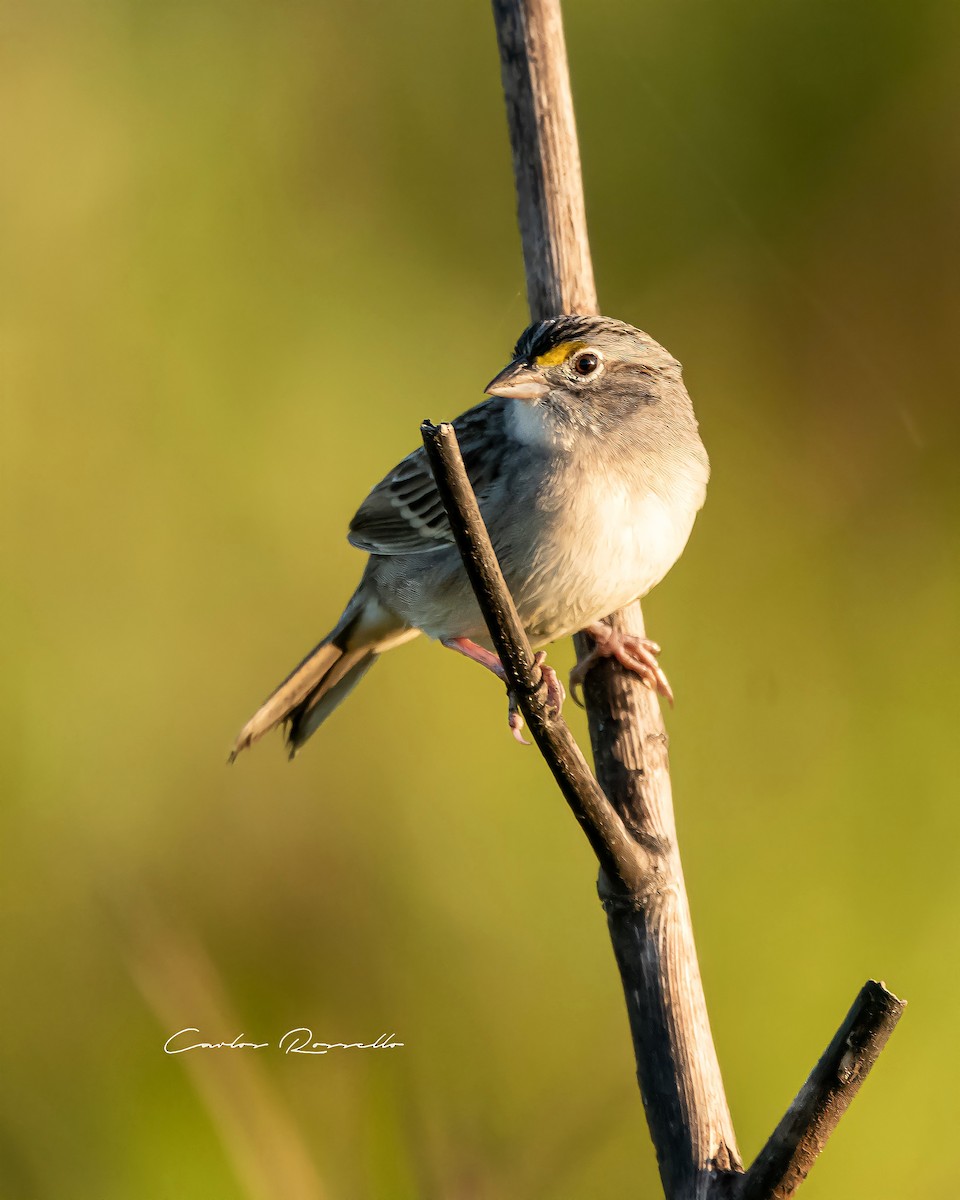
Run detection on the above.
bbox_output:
[347,399,507,556]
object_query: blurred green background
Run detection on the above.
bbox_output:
[3,0,959,1196]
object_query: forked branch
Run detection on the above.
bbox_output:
[421,418,905,1199]
[421,2,907,1197]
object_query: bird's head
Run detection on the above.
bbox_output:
[484,314,682,416]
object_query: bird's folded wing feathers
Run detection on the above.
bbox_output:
[347,399,506,556]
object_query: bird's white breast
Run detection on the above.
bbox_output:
[514,476,698,644]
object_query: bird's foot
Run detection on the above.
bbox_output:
[507,652,565,743]
[570,622,674,706]
[441,637,564,744]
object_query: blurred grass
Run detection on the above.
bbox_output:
[2,0,959,1196]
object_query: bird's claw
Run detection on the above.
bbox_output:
[506,651,565,744]
[507,699,531,745]
[570,624,674,706]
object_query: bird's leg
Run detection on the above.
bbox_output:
[441,638,565,744]
[569,621,674,707]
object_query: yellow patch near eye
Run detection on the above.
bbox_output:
[534,341,586,367]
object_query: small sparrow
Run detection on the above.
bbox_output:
[231,314,708,758]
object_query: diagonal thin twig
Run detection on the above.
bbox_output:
[421,419,654,892]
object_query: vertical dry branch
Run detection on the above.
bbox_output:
[491,0,597,317]
[483,3,903,1197]
[492,1,740,1195]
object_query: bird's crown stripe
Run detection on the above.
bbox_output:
[534,340,586,367]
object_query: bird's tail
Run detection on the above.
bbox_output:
[229,588,415,760]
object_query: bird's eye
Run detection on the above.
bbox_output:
[572,350,600,377]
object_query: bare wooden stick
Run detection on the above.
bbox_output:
[491,0,597,317]
[422,420,738,1193]
[492,1,740,1193]
[421,415,905,1199]
[485,2,904,1198]
[421,419,655,891]
[735,981,905,1200]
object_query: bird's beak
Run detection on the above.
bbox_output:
[484,359,550,400]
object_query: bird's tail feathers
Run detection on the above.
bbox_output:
[229,637,347,760]
[229,589,414,760]
[285,648,380,755]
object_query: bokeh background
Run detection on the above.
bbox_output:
[3,0,959,1196]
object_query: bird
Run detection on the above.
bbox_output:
[230,314,709,759]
